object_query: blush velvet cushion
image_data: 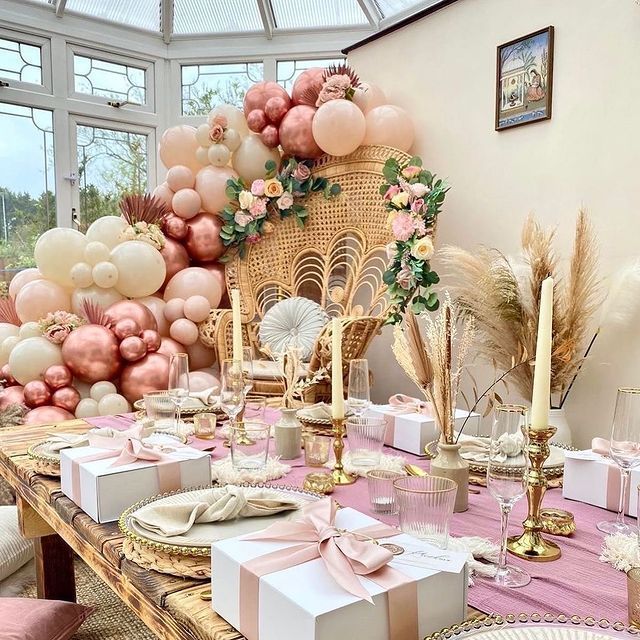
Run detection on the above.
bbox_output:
[1,598,92,640]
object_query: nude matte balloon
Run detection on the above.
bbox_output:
[232,134,281,184]
[166,165,195,191]
[9,268,42,299]
[152,183,174,210]
[207,104,249,138]
[363,104,415,152]
[86,216,127,249]
[35,228,87,288]
[9,337,63,385]
[164,298,185,322]
[279,106,323,159]
[158,337,184,358]
[189,370,219,392]
[199,262,229,307]
[352,82,387,114]
[159,125,201,173]
[120,352,170,403]
[71,285,123,315]
[183,295,211,323]
[137,296,170,336]
[207,144,231,167]
[195,146,210,166]
[164,267,222,308]
[111,241,166,298]
[170,318,199,345]
[223,129,241,152]
[24,406,75,426]
[172,188,201,220]
[186,340,216,370]
[195,166,238,215]
[184,213,225,263]
[15,279,72,323]
[312,99,366,157]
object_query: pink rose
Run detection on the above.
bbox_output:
[414,218,426,236]
[234,211,253,227]
[46,325,71,344]
[293,163,311,181]
[251,179,265,196]
[383,185,401,200]
[315,75,352,106]
[402,165,421,179]
[396,264,417,290]
[276,191,294,210]
[411,198,425,213]
[209,124,225,144]
[246,233,262,245]
[249,198,267,217]
[212,114,228,128]
[391,212,417,242]
[409,182,429,198]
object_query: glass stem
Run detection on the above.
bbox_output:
[617,468,630,526]
[176,404,181,434]
[498,503,512,572]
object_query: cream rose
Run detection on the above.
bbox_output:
[390,192,410,208]
[238,190,256,210]
[410,236,435,261]
[264,179,284,198]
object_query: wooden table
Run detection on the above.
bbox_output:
[0,419,242,640]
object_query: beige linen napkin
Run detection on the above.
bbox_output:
[457,432,525,464]
[45,432,90,452]
[129,485,300,538]
[297,402,332,420]
[189,386,218,405]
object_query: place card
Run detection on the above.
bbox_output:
[390,541,468,574]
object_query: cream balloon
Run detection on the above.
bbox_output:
[223,128,241,152]
[34,228,87,288]
[208,105,249,138]
[86,216,128,249]
[0,323,19,345]
[232,134,281,183]
[15,279,72,323]
[9,337,63,385]
[19,322,41,339]
[92,261,119,289]
[84,241,111,266]
[352,82,387,114]
[98,393,130,416]
[195,165,238,215]
[110,241,166,298]
[195,146,210,166]
[8,268,42,299]
[137,296,170,337]
[207,144,231,167]
[71,285,124,315]
[195,124,213,148]
[0,335,20,367]
[363,104,415,152]
[311,99,366,157]
[75,397,100,418]
[70,262,94,288]
[89,380,117,402]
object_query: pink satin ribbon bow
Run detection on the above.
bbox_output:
[388,393,432,416]
[238,498,418,640]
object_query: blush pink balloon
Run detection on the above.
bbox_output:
[352,82,387,114]
[243,82,290,116]
[162,213,188,240]
[105,300,158,332]
[164,298,185,322]
[260,124,280,149]
[44,364,73,390]
[265,96,289,124]
[0,385,24,409]
[163,267,222,308]
[312,99,366,157]
[159,125,200,174]
[279,105,323,159]
[187,341,216,370]
[184,213,225,263]
[15,279,72,323]
[62,324,122,383]
[160,238,190,288]
[166,165,195,191]
[114,318,141,341]
[152,182,174,210]
[119,336,147,362]
[141,329,161,352]
[137,296,170,337]
[199,262,229,308]
[292,68,325,106]
[246,109,268,133]
[170,318,199,346]
[24,405,75,426]
[158,336,184,358]
[363,104,415,152]
[23,380,51,408]
[120,352,170,403]
[183,295,211,323]
[172,188,201,220]
[189,370,219,392]
[9,268,42,299]
[195,166,238,215]
[51,386,81,413]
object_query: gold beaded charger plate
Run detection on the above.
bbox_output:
[119,483,322,579]
[133,392,225,416]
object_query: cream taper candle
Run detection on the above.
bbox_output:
[531,276,553,429]
[331,318,344,419]
[231,289,243,366]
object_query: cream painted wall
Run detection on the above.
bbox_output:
[349,0,640,447]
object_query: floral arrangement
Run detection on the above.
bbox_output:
[118,193,167,250]
[220,157,341,258]
[119,220,166,250]
[315,64,360,106]
[381,156,448,325]
[38,311,85,344]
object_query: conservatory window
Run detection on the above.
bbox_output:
[276,57,345,92]
[0,34,43,86]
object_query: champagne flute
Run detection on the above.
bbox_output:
[487,404,531,588]
[347,359,370,417]
[597,388,640,534]
[220,359,245,429]
[168,353,190,435]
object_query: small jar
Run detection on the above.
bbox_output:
[274,408,302,459]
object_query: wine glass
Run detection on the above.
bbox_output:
[486,404,531,588]
[220,359,245,429]
[597,388,640,535]
[347,359,370,417]
[242,346,254,397]
[168,353,190,435]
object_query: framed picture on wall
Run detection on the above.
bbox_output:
[495,26,554,131]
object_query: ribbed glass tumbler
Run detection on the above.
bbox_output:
[345,416,387,467]
[393,476,458,549]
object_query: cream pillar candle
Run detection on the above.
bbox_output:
[231,289,243,365]
[530,276,553,429]
[331,318,344,419]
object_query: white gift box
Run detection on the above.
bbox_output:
[212,507,468,640]
[60,444,211,523]
[368,405,481,455]
[562,450,640,517]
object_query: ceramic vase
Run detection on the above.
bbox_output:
[274,407,302,460]
[549,407,572,446]
[430,442,469,512]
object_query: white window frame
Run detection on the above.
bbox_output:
[0,26,52,94]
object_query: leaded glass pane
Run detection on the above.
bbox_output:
[276,57,345,93]
[73,54,146,105]
[0,37,42,85]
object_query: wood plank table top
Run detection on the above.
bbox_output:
[0,419,242,640]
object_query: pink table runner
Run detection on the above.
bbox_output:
[86,413,628,623]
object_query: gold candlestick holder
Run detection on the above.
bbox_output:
[331,417,355,485]
[507,425,561,562]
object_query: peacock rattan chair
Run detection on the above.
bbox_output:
[199,144,411,402]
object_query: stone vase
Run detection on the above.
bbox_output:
[430,442,469,512]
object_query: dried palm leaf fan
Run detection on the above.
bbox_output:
[0,298,21,326]
[81,299,112,327]
[119,193,168,225]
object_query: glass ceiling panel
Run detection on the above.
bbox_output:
[270,0,369,29]
[374,0,438,19]
[65,0,161,32]
[174,0,263,34]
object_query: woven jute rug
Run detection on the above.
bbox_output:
[20,558,157,639]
